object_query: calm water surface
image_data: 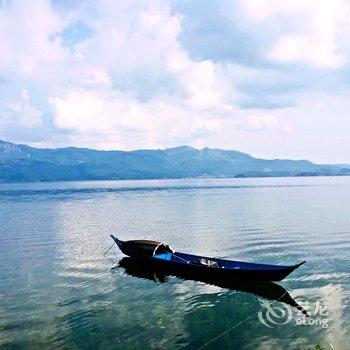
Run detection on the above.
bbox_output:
[0,177,349,349]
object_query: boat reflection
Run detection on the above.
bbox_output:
[116,257,308,315]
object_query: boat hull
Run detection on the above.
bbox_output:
[111,236,304,282]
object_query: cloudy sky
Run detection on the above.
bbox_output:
[1,0,350,163]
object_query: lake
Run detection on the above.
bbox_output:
[0,177,349,349]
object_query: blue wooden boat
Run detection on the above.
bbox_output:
[110,235,305,281]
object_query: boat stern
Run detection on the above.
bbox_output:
[111,235,128,253]
[274,261,306,281]
[110,235,122,246]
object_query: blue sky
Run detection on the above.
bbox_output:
[1,0,350,163]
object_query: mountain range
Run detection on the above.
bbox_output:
[0,139,349,182]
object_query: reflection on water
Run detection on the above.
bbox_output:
[117,257,308,315]
[0,177,349,349]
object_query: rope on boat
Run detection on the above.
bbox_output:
[103,243,114,256]
[103,243,120,266]
[152,242,191,264]
[198,290,290,350]
[171,253,191,264]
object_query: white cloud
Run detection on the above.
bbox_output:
[0,0,350,162]
[245,114,278,131]
[48,88,223,150]
[242,0,349,68]
[0,0,69,78]
[2,89,43,127]
[269,34,346,69]
[42,0,237,149]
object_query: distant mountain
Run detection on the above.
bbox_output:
[0,140,349,182]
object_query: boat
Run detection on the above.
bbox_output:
[117,256,308,315]
[110,235,305,282]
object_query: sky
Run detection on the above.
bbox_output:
[1,0,350,163]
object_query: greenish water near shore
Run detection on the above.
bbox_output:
[0,177,349,349]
